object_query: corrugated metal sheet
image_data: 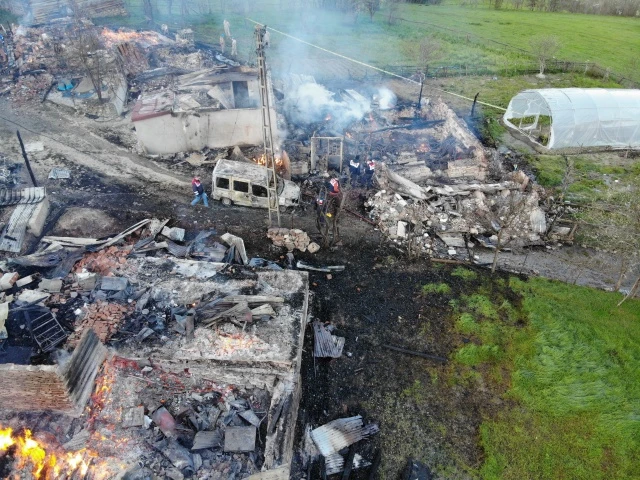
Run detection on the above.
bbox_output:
[324,453,371,477]
[313,321,345,358]
[0,187,46,252]
[166,240,189,258]
[310,415,379,457]
[0,186,46,206]
[0,203,39,252]
[324,453,344,476]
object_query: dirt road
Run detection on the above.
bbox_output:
[0,100,189,189]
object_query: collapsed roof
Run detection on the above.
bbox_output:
[504,88,640,150]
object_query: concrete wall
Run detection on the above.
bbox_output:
[135,107,277,155]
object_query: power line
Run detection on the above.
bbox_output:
[246,18,507,111]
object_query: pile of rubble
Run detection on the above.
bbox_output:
[267,227,320,253]
[67,300,133,344]
[0,216,314,479]
[367,165,550,258]
[96,366,271,480]
[73,245,132,276]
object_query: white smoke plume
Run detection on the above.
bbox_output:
[282,82,371,130]
[377,87,397,110]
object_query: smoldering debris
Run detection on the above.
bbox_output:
[282,82,371,129]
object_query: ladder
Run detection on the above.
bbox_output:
[254,25,281,227]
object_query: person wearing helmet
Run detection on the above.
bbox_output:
[191,176,209,207]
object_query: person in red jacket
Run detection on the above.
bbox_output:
[191,177,209,207]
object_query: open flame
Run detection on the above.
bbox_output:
[254,154,283,167]
[0,427,95,479]
[417,143,430,153]
[324,113,332,122]
[87,359,118,423]
[345,131,353,139]
[101,28,161,49]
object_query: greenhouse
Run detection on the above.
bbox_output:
[503,88,640,150]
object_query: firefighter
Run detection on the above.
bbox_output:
[328,177,340,195]
[364,160,376,188]
[349,155,361,180]
[219,34,225,54]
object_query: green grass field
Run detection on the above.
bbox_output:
[93,0,639,82]
[396,3,640,77]
[446,272,640,479]
[482,278,640,479]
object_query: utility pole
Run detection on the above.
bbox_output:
[255,24,281,227]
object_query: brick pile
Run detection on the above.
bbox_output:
[68,300,134,345]
[73,246,132,276]
[267,228,317,253]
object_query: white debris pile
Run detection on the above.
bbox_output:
[365,190,440,255]
[267,228,314,252]
[366,168,550,258]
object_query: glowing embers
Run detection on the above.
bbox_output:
[417,143,430,153]
[214,332,261,357]
[100,29,161,49]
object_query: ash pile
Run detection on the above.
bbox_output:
[0,218,309,478]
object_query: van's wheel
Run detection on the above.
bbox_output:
[222,198,232,207]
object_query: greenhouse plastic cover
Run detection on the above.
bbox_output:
[504,88,640,149]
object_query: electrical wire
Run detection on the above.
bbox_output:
[246,18,507,112]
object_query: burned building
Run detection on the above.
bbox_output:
[0,219,309,478]
[132,67,278,155]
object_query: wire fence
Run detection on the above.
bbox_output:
[376,60,638,87]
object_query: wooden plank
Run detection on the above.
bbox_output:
[223,295,284,305]
[42,236,99,245]
[201,302,251,326]
[251,303,275,318]
[342,444,357,480]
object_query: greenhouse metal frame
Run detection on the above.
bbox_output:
[503,88,640,150]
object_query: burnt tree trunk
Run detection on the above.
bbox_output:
[491,230,504,274]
